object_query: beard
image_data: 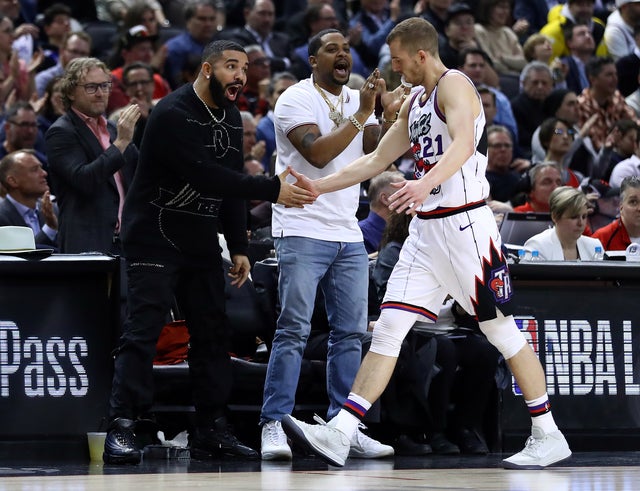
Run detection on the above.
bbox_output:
[208,75,235,109]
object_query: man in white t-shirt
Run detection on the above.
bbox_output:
[260,28,396,462]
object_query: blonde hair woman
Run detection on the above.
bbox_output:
[524,186,603,260]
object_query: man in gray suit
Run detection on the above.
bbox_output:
[0,150,57,249]
[45,57,140,254]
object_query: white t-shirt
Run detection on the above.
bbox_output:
[271,77,377,242]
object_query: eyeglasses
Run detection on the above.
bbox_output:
[553,128,576,137]
[7,120,37,129]
[488,143,512,149]
[126,79,153,87]
[77,81,112,94]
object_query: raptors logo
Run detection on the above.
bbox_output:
[489,265,512,303]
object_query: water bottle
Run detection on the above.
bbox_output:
[592,246,604,261]
[518,249,526,262]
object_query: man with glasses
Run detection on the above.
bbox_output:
[109,62,156,148]
[486,125,529,204]
[45,56,140,255]
[35,31,92,97]
[0,102,50,182]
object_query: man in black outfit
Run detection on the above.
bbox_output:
[103,39,315,465]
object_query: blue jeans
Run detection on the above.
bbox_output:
[260,236,368,423]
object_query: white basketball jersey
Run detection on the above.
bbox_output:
[406,70,490,213]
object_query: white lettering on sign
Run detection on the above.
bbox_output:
[0,321,89,398]
[514,317,638,396]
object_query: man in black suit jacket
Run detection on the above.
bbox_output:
[221,0,292,73]
[0,150,58,249]
[45,57,140,254]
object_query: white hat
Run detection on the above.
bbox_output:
[617,0,640,8]
[0,226,52,258]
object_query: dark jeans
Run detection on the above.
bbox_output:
[108,256,231,427]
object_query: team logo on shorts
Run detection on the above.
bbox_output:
[489,265,512,304]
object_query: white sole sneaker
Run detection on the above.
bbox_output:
[503,428,571,470]
[281,414,350,467]
[261,421,292,461]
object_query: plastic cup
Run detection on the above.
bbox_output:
[87,432,107,462]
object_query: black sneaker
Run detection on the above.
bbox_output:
[430,432,460,455]
[191,416,259,459]
[103,418,142,464]
[456,427,489,455]
[392,434,433,456]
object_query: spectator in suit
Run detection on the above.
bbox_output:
[604,0,640,61]
[222,0,292,73]
[349,0,403,71]
[592,175,640,249]
[0,149,57,249]
[35,31,92,97]
[511,61,555,158]
[615,24,640,97]
[44,57,140,254]
[560,22,596,95]
[255,71,297,174]
[540,0,608,60]
[164,0,219,88]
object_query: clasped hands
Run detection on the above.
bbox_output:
[285,167,430,215]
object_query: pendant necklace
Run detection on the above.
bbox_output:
[193,85,225,123]
[314,81,345,129]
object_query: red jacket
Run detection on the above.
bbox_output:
[592,218,630,251]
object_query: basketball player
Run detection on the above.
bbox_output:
[282,17,572,470]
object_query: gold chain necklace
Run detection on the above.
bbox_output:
[193,85,225,123]
[314,81,345,129]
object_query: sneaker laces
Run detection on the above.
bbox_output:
[352,423,376,447]
[520,433,546,457]
[264,421,287,445]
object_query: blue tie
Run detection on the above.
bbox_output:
[26,209,41,235]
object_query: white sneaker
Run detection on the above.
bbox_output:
[349,424,395,459]
[503,426,571,469]
[261,420,292,461]
[281,414,350,467]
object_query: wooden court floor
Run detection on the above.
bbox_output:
[1,453,639,490]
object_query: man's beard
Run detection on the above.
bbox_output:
[209,75,235,109]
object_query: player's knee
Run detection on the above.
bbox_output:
[479,314,526,360]
[369,309,415,357]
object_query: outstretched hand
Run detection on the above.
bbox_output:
[277,167,317,208]
[388,179,430,214]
